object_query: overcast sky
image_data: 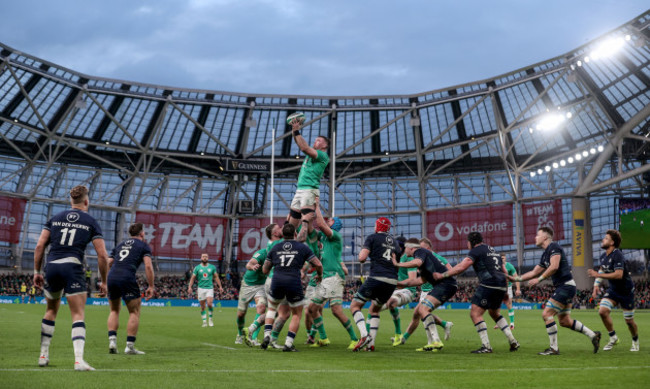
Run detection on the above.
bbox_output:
[1,1,648,96]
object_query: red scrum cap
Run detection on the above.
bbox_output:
[375,217,391,233]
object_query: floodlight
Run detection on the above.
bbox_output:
[582,150,589,157]
[560,160,566,166]
[552,162,559,169]
[575,153,582,161]
[568,157,574,163]
[537,168,543,175]
[545,166,551,172]
[530,172,536,177]
[597,145,604,152]
[566,112,572,119]
[590,148,596,154]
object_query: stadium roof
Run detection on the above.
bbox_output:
[1,11,649,208]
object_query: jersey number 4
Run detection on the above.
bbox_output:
[59,228,77,246]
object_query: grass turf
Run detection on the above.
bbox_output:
[1,304,648,388]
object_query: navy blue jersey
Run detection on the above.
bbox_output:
[267,240,316,283]
[413,248,457,287]
[599,249,634,295]
[467,244,506,288]
[363,232,400,279]
[108,238,152,279]
[44,209,103,263]
[539,242,573,287]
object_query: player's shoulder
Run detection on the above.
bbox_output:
[547,242,564,255]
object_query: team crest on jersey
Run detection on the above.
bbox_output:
[386,236,394,245]
[124,239,134,247]
[66,212,80,223]
[283,242,293,251]
[203,273,208,278]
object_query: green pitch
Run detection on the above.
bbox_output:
[1,305,648,388]
[620,208,650,249]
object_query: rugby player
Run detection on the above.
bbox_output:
[33,185,109,371]
[261,223,323,352]
[511,227,600,355]
[306,203,358,349]
[393,238,458,352]
[494,255,520,330]
[106,223,155,355]
[240,223,281,345]
[350,217,400,352]
[187,253,223,327]
[433,232,520,353]
[286,116,330,228]
[396,238,454,348]
[588,230,638,352]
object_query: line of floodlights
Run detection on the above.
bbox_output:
[529,144,605,178]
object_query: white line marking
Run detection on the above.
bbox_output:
[1,366,648,373]
[201,342,237,351]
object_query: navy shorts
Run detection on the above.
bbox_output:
[269,278,304,305]
[427,283,458,304]
[550,284,576,306]
[603,289,635,311]
[107,274,141,302]
[471,285,506,310]
[354,278,396,306]
[44,262,87,299]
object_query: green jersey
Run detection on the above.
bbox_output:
[296,150,329,189]
[265,239,283,278]
[192,263,218,289]
[505,262,517,287]
[295,225,322,286]
[398,254,417,295]
[243,248,268,286]
[318,230,344,279]
[421,252,449,293]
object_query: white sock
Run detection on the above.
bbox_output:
[368,315,380,346]
[546,321,559,350]
[353,311,367,338]
[495,316,516,343]
[71,321,86,362]
[475,321,490,348]
[40,319,55,356]
[422,314,441,343]
[572,320,595,338]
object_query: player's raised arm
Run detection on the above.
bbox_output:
[291,118,319,159]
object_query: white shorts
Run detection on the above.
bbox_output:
[312,275,344,305]
[419,290,431,304]
[238,281,267,310]
[390,288,415,307]
[265,277,287,305]
[507,285,513,300]
[290,189,320,210]
[197,287,214,301]
[304,284,317,305]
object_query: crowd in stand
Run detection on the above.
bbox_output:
[2,271,650,309]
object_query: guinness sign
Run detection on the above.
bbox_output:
[224,159,270,174]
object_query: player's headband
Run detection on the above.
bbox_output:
[405,243,419,248]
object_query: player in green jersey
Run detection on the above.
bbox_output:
[187,253,223,327]
[494,255,521,330]
[305,203,358,349]
[395,238,453,349]
[286,116,330,228]
[238,224,282,345]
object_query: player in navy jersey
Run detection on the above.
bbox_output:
[33,185,109,371]
[261,223,322,352]
[588,229,638,352]
[350,217,400,352]
[434,232,520,354]
[106,223,155,355]
[393,238,458,352]
[511,226,600,355]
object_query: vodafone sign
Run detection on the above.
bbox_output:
[238,217,285,259]
[425,204,514,251]
[135,212,227,259]
[0,196,26,244]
